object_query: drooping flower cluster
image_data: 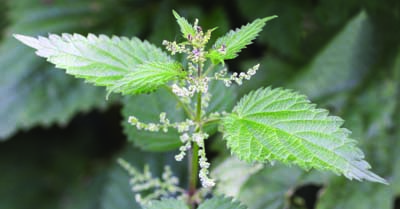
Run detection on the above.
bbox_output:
[214,64,260,86]
[128,112,194,133]
[118,159,184,205]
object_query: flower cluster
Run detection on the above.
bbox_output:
[194,132,215,188]
[174,131,215,188]
[118,159,184,205]
[215,64,260,86]
[174,133,191,161]
[128,112,194,133]
[171,76,211,114]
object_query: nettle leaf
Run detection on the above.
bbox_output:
[144,199,188,209]
[110,61,185,95]
[173,10,196,39]
[15,33,183,96]
[198,196,247,209]
[222,87,387,184]
[207,15,277,64]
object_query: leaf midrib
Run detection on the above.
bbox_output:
[232,114,353,172]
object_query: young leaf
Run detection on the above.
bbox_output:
[172,10,196,39]
[14,33,182,96]
[144,199,189,209]
[222,87,387,184]
[198,196,247,209]
[207,15,277,64]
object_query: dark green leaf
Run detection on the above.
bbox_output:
[237,164,327,209]
[316,179,391,209]
[289,11,375,99]
[122,88,186,151]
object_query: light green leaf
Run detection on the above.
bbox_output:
[198,196,247,209]
[144,199,189,209]
[288,11,375,99]
[173,10,196,39]
[15,33,180,96]
[110,61,185,95]
[207,15,277,64]
[0,0,110,139]
[222,87,387,184]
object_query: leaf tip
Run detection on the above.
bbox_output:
[262,15,278,23]
[172,9,180,19]
[14,34,39,49]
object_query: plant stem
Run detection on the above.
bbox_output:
[188,63,203,209]
[188,142,199,208]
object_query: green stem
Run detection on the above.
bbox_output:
[188,63,203,209]
[188,142,199,208]
[203,117,222,126]
[202,63,216,77]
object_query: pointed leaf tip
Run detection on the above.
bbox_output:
[172,10,196,39]
[207,15,276,64]
[14,34,40,50]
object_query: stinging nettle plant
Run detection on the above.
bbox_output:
[15,10,387,209]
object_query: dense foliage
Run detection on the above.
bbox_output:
[1,0,399,209]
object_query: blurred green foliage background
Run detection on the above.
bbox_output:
[0,0,399,208]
